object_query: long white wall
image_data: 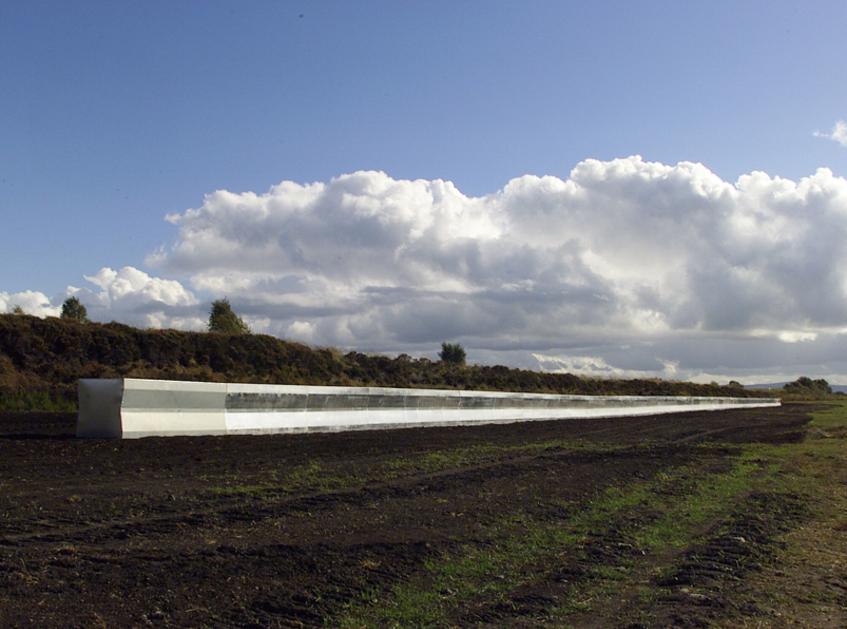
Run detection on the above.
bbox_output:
[76,378,781,439]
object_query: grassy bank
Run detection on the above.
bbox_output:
[0,313,767,411]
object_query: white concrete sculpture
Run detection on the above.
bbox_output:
[77,378,781,439]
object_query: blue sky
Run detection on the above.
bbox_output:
[3,1,847,382]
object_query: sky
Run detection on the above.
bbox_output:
[2,1,847,384]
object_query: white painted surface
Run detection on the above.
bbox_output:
[77,378,781,439]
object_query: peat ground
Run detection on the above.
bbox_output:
[1,404,845,627]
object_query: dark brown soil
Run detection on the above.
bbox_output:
[0,405,813,627]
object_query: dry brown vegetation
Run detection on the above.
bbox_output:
[0,313,768,412]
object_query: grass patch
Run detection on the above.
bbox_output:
[335,461,721,628]
[337,434,805,628]
[633,459,760,551]
[0,390,76,412]
[208,439,623,499]
[547,457,767,622]
[207,461,333,496]
[708,401,847,626]
[380,438,622,479]
[553,402,847,626]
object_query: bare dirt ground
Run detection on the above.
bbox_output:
[0,404,844,627]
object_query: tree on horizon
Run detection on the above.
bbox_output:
[60,296,88,323]
[208,298,250,334]
[439,342,466,365]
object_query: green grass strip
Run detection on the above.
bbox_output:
[336,461,724,628]
[546,458,763,622]
[632,459,760,551]
[339,404,847,628]
[552,404,847,622]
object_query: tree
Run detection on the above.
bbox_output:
[208,298,250,334]
[439,342,466,365]
[60,296,88,322]
[783,376,831,395]
[11,305,24,315]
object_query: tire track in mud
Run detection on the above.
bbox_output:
[0,448,703,627]
[337,455,738,628]
[647,492,808,628]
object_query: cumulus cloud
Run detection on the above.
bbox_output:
[286,320,317,343]
[72,266,203,329]
[814,120,847,147]
[9,156,847,382]
[0,290,60,317]
[149,158,847,355]
[1,267,204,330]
[82,266,196,306]
[533,352,681,381]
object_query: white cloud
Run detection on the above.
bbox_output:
[149,158,847,353]
[74,266,201,329]
[9,157,847,382]
[0,290,60,317]
[532,352,681,381]
[81,266,197,308]
[814,120,847,147]
[750,328,819,344]
[286,320,317,343]
[2,267,203,330]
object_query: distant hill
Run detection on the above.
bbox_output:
[0,313,771,412]
[746,382,790,391]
